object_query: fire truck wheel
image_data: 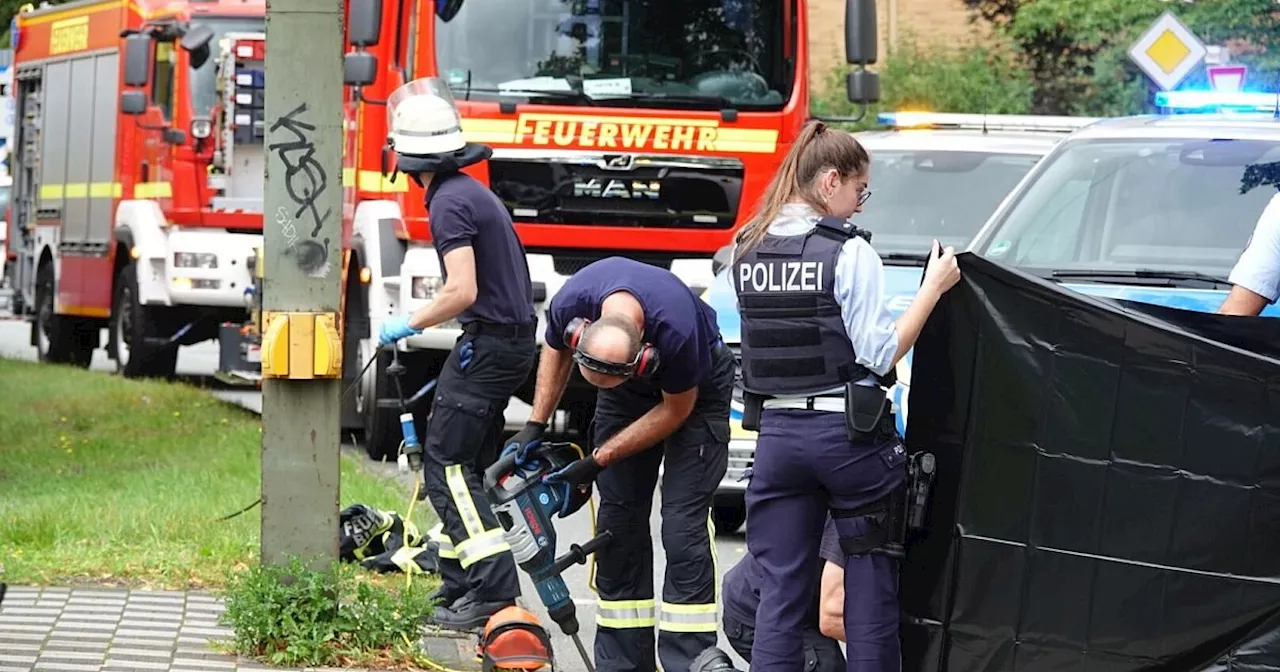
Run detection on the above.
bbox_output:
[363,348,405,461]
[110,262,178,379]
[34,264,94,368]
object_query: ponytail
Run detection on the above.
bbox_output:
[733,121,870,263]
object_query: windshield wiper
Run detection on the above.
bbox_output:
[459,87,596,105]
[881,252,927,267]
[1049,269,1231,287]
[618,92,738,109]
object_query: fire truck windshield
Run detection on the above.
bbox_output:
[189,16,265,117]
[434,0,793,110]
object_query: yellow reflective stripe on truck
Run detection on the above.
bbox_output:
[342,168,408,193]
[461,114,781,154]
[38,182,170,200]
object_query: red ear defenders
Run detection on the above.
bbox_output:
[564,316,660,378]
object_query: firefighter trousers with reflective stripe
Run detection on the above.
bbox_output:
[591,344,734,672]
[421,330,535,603]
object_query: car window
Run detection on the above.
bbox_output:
[980,138,1280,278]
[0,186,12,217]
[855,150,1043,257]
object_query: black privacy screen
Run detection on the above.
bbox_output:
[901,253,1280,672]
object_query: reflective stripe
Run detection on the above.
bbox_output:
[445,464,487,537]
[455,528,511,568]
[389,545,428,574]
[443,464,510,567]
[427,522,458,560]
[659,602,719,633]
[596,599,657,629]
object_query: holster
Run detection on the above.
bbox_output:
[844,382,894,443]
[906,452,937,534]
[742,391,765,432]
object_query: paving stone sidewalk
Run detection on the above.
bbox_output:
[0,586,481,672]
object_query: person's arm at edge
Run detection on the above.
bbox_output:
[1220,193,1280,316]
[1219,285,1271,317]
[818,560,845,642]
[406,246,476,329]
[529,303,574,425]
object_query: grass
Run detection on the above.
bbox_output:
[0,357,434,590]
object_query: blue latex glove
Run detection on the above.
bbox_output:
[378,316,421,347]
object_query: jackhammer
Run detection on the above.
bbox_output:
[484,443,614,672]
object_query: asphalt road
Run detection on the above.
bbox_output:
[0,320,754,671]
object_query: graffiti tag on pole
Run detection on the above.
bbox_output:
[269,102,331,277]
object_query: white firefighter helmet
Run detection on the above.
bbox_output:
[386,77,465,157]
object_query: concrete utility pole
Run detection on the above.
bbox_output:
[259,0,346,570]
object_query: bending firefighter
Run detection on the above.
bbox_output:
[730,121,959,669]
[503,256,734,671]
[378,77,538,630]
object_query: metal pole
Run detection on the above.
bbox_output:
[260,0,345,570]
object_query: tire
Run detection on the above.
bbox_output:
[34,264,93,368]
[713,502,748,535]
[362,349,405,462]
[109,262,177,379]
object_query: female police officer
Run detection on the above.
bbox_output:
[729,120,960,670]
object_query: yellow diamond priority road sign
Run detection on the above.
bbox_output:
[1128,11,1206,91]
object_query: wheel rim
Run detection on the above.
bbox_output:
[116,285,133,369]
[354,339,373,416]
[37,280,52,356]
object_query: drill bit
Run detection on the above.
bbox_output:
[571,632,595,672]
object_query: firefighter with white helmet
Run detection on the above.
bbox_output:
[378,77,538,631]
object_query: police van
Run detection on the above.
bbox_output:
[967,93,1280,320]
[702,112,1098,533]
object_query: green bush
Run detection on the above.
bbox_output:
[812,33,1034,127]
[217,556,438,667]
[964,0,1280,116]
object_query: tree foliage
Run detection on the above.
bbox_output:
[962,0,1280,115]
[813,32,1034,127]
[0,1,76,48]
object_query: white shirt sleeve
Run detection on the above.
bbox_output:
[833,238,899,377]
[1228,193,1280,303]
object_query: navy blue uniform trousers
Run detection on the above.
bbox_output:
[591,343,734,672]
[422,326,536,603]
[745,408,906,671]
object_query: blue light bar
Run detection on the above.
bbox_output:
[1154,90,1280,111]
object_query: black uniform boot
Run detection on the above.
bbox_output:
[428,593,516,631]
[690,647,741,672]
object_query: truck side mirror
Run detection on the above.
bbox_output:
[120,90,147,115]
[182,23,214,53]
[437,0,464,22]
[711,244,734,277]
[343,52,377,87]
[123,33,151,87]
[845,0,878,65]
[182,24,214,69]
[348,0,383,47]
[848,70,880,104]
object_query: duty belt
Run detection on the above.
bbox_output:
[462,321,536,338]
[761,395,844,412]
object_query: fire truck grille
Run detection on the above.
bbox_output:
[488,153,744,230]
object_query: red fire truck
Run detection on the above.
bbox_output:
[7,0,874,461]
[335,0,876,457]
[7,0,266,376]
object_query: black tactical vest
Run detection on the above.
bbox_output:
[732,217,878,396]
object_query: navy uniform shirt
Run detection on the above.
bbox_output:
[544,257,721,394]
[427,172,535,325]
[722,517,843,628]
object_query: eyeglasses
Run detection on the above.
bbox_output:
[858,189,873,206]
